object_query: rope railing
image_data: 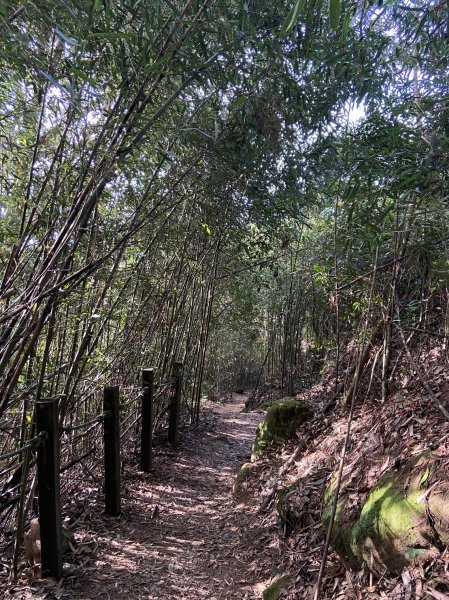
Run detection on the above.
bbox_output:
[117,381,171,411]
[1,361,184,580]
[0,431,48,462]
[155,379,173,388]
[119,385,173,441]
[119,393,141,410]
[60,447,96,474]
[61,411,110,433]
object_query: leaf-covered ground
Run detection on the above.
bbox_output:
[7,393,287,599]
[5,349,449,600]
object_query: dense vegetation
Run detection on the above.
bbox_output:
[1,0,448,588]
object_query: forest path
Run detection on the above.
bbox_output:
[72,393,271,600]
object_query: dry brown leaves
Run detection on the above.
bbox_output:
[4,333,449,600]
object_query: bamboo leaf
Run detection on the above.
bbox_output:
[54,27,80,47]
[89,32,133,40]
[280,0,307,36]
[38,70,65,91]
[329,0,340,31]
[341,12,350,41]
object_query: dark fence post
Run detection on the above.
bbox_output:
[140,368,154,472]
[103,386,121,516]
[168,361,183,448]
[36,398,62,579]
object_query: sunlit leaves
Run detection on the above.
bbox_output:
[280,0,307,35]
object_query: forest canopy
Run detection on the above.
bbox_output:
[1,0,446,415]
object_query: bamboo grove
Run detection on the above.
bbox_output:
[1,0,449,576]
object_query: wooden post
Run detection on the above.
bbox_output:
[36,398,62,579]
[140,368,154,472]
[103,386,121,516]
[168,361,183,448]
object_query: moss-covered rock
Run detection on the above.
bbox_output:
[323,452,449,574]
[262,574,291,600]
[251,398,311,460]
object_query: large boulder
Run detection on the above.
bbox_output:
[251,398,311,461]
[323,451,449,574]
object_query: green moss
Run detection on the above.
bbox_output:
[324,472,429,573]
[350,476,426,572]
[263,574,291,600]
[251,398,310,460]
[323,473,338,505]
[353,476,423,544]
[323,451,449,574]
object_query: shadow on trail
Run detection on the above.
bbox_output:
[70,394,272,600]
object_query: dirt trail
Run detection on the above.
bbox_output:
[70,393,274,600]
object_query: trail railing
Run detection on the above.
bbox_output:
[0,360,184,579]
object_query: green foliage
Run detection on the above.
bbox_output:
[329,0,341,31]
[281,0,307,35]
